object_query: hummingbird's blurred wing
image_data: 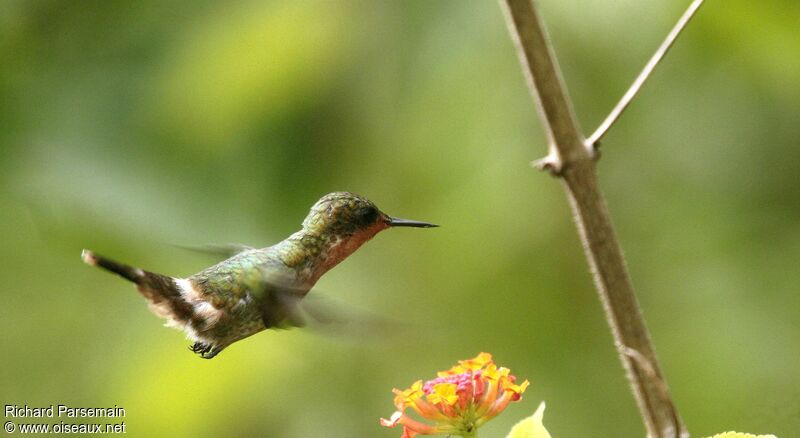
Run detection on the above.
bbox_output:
[249,268,312,329]
[252,267,400,338]
[174,243,255,260]
[253,266,408,343]
[250,269,339,330]
[269,289,349,329]
[291,292,408,342]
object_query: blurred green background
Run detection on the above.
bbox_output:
[1,1,798,436]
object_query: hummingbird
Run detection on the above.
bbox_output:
[82,192,437,359]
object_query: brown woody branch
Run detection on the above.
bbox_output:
[500,0,695,436]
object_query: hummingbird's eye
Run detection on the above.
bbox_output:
[356,206,379,225]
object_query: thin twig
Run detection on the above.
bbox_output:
[586,0,705,147]
[500,0,691,436]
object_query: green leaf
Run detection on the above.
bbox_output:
[506,402,551,438]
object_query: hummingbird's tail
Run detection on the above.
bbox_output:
[81,249,147,284]
[81,249,195,322]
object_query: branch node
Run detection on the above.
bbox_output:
[531,152,563,176]
[619,343,658,379]
[620,344,684,437]
[586,140,601,161]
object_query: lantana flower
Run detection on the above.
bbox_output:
[380,352,530,437]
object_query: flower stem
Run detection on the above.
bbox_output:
[461,430,477,438]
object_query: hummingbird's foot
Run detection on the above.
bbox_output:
[200,347,221,359]
[189,342,222,359]
[190,341,209,354]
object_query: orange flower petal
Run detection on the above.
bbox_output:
[474,378,500,417]
[505,379,530,401]
[458,352,493,371]
[408,396,449,421]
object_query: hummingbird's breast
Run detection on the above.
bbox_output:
[275,224,385,284]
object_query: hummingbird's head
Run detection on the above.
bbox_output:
[296,192,437,280]
[302,192,438,240]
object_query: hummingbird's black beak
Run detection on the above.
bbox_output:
[388,217,439,228]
